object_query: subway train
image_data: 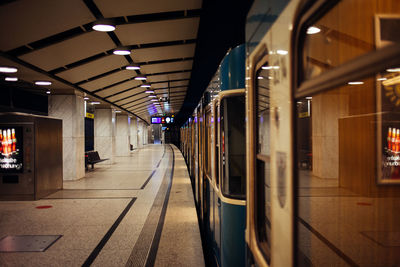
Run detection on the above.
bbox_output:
[182,0,400,266]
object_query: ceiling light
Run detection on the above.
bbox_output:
[35,81,52,86]
[5,77,18,82]
[46,90,51,94]
[377,77,387,81]
[92,20,116,32]
[113,48,131,55]
[126,65,140,70]
[91,101,101,104]
[141,84,151,88]
[149,95,156,98]
[145,90,154,94]
[348,81,364,85]
[277,50,288,55]
[387,68,400,72]
[84,97,89,100]
[135,76,147,80]
[0,66,18,73]
[151,99,157,102]
[262,66,279,70]
[307,26,321,34]
[115,110,121,113]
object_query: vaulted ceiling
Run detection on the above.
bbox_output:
[0,0,202,123]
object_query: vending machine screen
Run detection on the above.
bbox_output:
[0,127,23,173]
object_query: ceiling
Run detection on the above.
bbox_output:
[0,0,253,125]
[0,0,201,123]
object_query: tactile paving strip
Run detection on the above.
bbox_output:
[0,235,62,252]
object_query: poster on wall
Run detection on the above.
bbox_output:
[0,127,24,173]
[375,15,400,184]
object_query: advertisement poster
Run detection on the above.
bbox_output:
[0,127,23,173]
[376,15,400,184]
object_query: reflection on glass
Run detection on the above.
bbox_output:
[302,0,400,81]
[255,64,272,262]
[296,71,400,266]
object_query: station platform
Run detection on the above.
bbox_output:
[0,144,204,267]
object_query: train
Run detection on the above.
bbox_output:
[182,0,400,266]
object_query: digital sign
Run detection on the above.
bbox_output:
[151,116,174,124]
[0,127,23,173]
[151,117,162,124]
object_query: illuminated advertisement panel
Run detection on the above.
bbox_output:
[0,127,23,173]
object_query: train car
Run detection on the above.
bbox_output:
[246,0,400,266]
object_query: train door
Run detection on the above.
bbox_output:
[213,98,222,265]
[194,109,199,206]
[204,106,213,242]
[246,1,299,266]
[199,104,205,222]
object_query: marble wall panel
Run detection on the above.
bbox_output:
[49,94,85,180]
[94,109,115,164]
[116,114,130,156]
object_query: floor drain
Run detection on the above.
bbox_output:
[0,235,62,252]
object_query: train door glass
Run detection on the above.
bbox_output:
[215,103,220,186]
[295,1,400,266]
[220,95,246,199]
[255,61,272,262]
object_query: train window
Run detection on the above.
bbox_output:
[255,60,272,262]
[302,0,400,81]
[215,104,220,186]
[220,96,246,199]
[296,68,400,266]
[205,109,212,178]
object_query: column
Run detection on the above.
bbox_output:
[130,116,138,150]
[94,109,116,164]
[312,94,349,179]
[137,120,144,148]
[48,93,85,180]
[116,114,130,156]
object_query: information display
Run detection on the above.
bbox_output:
[151,116,174,124]
[0,127,23,173]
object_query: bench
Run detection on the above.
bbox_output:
[85,151,109,170]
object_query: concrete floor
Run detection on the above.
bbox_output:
[0,144,204,267]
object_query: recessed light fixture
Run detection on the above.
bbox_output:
[46,90,51,94]
[91,101,101,104]
[141,84,151,88]
[0,66,18,73]
[348,81,364,85]
[377,77,387,81]
[84,97,89,100]
[113,47,131,55]
[307,26,321,34]
[262,66,279,70]
[126,65,140,70]
[92,19,116,32]
[5,77,18,82]
[35,81,52,86]
[151,99,157,102]
[387,68,400,72]
[149,95,156,98]
[135,76,147,80]
[145,90,154,94]
[277,50,288,55]
[115,110,121,113]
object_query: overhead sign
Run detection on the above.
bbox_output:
[151,116,174,124]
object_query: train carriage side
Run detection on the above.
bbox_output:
[246,0,400,266]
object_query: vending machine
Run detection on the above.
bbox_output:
[0,114,62,200]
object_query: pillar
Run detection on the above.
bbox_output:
[94,109,116,164]
[48,93,85,180]
[116,114,130,156]
[312,94,349,179]
[130,116,138,150]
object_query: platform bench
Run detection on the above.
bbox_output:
[85,151,109,170]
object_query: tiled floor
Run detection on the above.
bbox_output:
[0,144,204,267]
